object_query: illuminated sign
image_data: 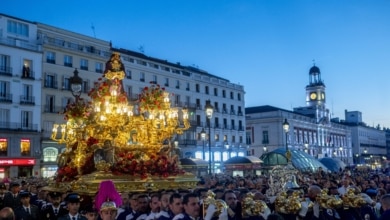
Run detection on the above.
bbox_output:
[0,158,35,166]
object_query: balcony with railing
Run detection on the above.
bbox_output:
[0,121,38,131]
[20,95,35,105]
[0,37,41,51]
[0,93,12,103]
[0,66,12,77]
[21,68,35,80]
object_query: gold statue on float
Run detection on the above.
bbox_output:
[51,52,193,194]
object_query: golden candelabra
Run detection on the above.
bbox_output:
[50,52,195,194]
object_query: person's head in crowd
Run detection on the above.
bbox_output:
[182,193,200,218]
[160,191,172,212]
[225,181,235,190]
[169,193,183,215]
[215,182,224,189]
[20,180,28,191]
[307,185,322,201]
[120,192,130,209]
[340,178,350,188]
[369,179,378,189]
[0,207,15,220]
[149,193,161,213]
[213,188,224,200]
[38,186,49,200]
[28,184,37,195]
[0,183,7,196]
[195,188,208,201]
[49,191,62,207]
[9,182,20,194]
[328,186,339,196]
[136,194,150,213]
[66,193,82,216]
[99,200,117,220]
[238,178,245,187]
[380,194,390,211]
[223,190,238,210]
[129,192,139,211]
[81,204,98,220]
[19,191,31,207]
[253,192,266,201]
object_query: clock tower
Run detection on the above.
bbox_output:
[306,65,326,107]
[295,64,330,123]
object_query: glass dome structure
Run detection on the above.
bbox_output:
[319,157,346,172]
[260,148,329,172]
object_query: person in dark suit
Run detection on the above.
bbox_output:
[58,193,87,220]
[4,182,21,210]
[41,192,68,220]
[379,194,390,220]
[223,190,243,220]
[0,183,7,209]
[14,191,39,220]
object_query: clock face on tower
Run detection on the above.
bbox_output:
[321,92,325,100]
[310,92,317,100]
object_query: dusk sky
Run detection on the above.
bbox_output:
[2,0,390,128]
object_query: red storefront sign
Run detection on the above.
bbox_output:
[0,158,35,166]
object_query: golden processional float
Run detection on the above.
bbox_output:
[50,52,197,195]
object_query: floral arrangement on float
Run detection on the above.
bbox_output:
[52,52,190,184]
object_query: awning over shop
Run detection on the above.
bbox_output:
[180,158,208,169]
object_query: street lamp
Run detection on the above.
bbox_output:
[282,118,291,162]
[200,128,206,160]
[205,101,214,175]
[263,146,267,153]
[70,68,83,100]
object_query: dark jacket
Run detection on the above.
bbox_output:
[41,204,69,220]
[14,204,40,220]
[3,192,21,209]
[57,214,88,220]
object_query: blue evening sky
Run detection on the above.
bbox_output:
[2,0,390,128]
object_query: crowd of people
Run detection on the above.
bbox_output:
[0,166,389,220]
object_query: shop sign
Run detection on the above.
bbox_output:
[0,158,35,165]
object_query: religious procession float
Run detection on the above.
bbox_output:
[50,52,196,195]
